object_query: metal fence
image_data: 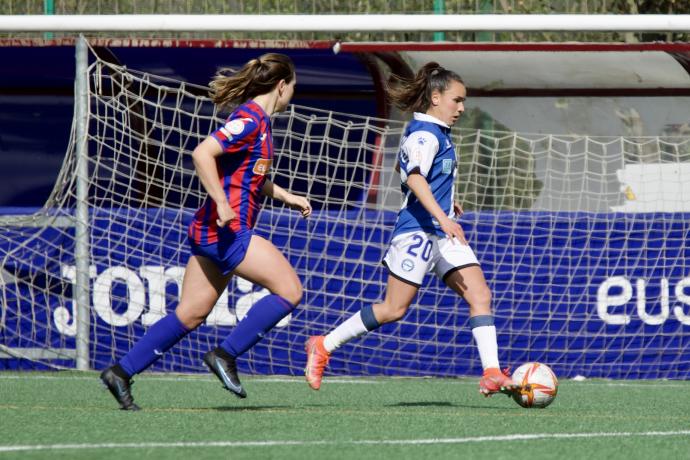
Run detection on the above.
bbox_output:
[1,1,628,14]
[7,0,690,15]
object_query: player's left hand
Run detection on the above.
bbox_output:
[439,216,468,245]
[285,194,312,218]
[453,201,464,218]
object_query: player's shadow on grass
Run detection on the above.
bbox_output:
[211,405,290,412]
[389,401,509,410]
[391,401,454,407]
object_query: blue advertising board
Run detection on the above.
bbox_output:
[1,208,689,379]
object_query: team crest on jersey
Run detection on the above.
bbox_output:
[401,258,415,272]
[253,158,272,176]
[442,159,453,174]
[220,118,253,138]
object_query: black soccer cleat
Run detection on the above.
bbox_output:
[203,347,247,399]
[100,365,141,411]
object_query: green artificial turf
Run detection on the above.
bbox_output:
[1,372,689,459]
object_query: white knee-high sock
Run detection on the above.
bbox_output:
[323,311,368,353]
[472,325,500,369]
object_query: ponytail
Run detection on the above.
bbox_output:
[209,53,295,109]
[386,62,464,113]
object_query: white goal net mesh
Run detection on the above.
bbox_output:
[2,48,689,379]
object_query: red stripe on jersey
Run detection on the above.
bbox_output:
[189,197,213,244]
[188,217,197,242]
[245,176,261,228]
[228,149,251,233]
[245,119,272,227]
[206,162,223,242]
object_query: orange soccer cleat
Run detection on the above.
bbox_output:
[305,336,330,390]
[479,367,520,397]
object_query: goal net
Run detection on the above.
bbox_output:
[2,45,690,380]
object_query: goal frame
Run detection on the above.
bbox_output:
[2,14,690,33]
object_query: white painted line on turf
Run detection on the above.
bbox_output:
[364,430,690,444]
[0,440,329,453]
[1,430,690,453]
[586,382,690,389]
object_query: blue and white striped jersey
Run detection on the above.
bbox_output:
[392,112,457,238]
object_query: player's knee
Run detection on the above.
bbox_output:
[280,281,303,307]
[175,306,206,330]
[478,286,492,306]
[468,286,492,314]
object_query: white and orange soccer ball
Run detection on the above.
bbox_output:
[511,362,558,408]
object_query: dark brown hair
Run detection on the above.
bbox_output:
[209,53,295,109]
[385,62,464,113]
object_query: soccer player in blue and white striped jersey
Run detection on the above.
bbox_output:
[305,62,519,397]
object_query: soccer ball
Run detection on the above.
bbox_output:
[511,362,558,408]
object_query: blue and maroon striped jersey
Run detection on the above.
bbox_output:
[188,100,274,245]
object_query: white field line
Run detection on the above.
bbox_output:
[1,431,690,453]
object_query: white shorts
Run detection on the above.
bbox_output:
[382,230,480,287]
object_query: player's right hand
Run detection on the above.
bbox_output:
[216,202,237,227]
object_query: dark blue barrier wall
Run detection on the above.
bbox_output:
[0,44,377,207]
[1,208,689,379]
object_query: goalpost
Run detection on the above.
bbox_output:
[2,16,690,379]
[4,14,690,32]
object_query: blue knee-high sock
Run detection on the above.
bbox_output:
[119,312,191,377]
[220,294,294,357]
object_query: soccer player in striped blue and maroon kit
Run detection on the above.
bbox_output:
[101,53,311,410]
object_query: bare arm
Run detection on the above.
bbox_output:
[406,173,467,244]
[262,178,312,218]
[191,136,235,227]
